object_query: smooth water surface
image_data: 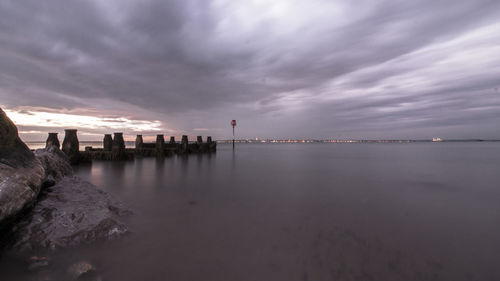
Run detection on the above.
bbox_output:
[2,143,500,281]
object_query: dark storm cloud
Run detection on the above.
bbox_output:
[1,0,499,139]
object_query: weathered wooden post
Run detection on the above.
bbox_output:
[197,136,208,152]
[112,133,125,150]
[207,136,216,152]
[45,132,60,149]
[112,132,125,160]
[181,135,188,153]
[135,135,144,149]
[103,134,112,152]
[62,129,80,164]
[169,136,176,144]
[156,134,165,156]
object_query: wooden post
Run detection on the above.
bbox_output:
[62,129,80,164]
[181,135,188,153]
[103,134,112,151]
[135,135,144,149]
[156,134,165,156]
[111,132,125,160]
[45,132,60,149]
[112,133,125,150]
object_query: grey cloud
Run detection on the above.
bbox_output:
[1,0,500,139]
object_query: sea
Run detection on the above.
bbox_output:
[1,142,500,281]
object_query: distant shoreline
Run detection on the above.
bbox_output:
[25,139,500,145]
[217,139,500,143]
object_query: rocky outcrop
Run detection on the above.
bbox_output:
[0,146,73,226]
[0,108,46,224]
[0,161,45,225]
[0,109,36,169]
[11,176,130,252]
[1,108,130,254]
[34,146,73,182]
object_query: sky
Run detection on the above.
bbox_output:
[1,0,500,141]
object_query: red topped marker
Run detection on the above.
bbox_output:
[231,120,236,149]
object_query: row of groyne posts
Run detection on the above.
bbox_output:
[45,129,216,164]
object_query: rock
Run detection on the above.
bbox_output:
[0,143,73,225]
[35,146,73,181]
[12,176,130,252]
[0,108,36,168]
[67,261,100,280]
[0,108,46,224]
[0,162,45,224]
[1,108,130,254]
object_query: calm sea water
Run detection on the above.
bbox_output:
[2,143,500,281]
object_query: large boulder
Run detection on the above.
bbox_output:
[1,108,129,253]
[0,108,46,224]
[34,146,73,182]
[12,176,130,252]
[0,108,35,168]
[0,108,73,225]
[0,160,45,225]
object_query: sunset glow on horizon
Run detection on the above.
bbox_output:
[2,107,170,141]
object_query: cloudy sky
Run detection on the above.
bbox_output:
[1,0,499,141]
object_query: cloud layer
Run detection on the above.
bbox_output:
[1,0,500,140]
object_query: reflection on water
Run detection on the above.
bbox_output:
[2,143,500,281]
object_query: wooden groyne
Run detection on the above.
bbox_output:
[47,130,216,164]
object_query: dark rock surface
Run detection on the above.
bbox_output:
[1,108,130,253]
[67,261,100,280]
[0,108,36,169]
[34,146,73,182]
[0,108,45,224]
[0,145,73,225]
[11,176,130,252]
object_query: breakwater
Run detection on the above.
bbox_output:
[48,130,216,164]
